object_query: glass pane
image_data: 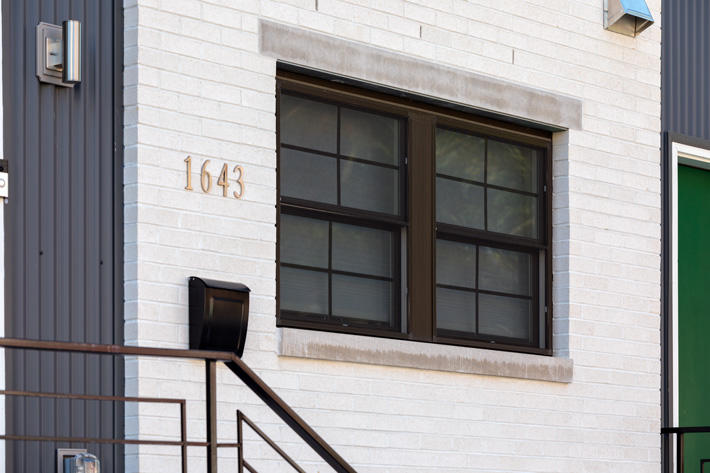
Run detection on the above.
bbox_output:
[279,214,329,269]
[332,275,391,323]
[340,160,399,215]
[332,223,392,277]
[280,94,337,153]
[280,148,337,204]
[487,189,537,238]
[435,128,485,182]
[487,140,538,192]
[280,267,328,314]
[478,294,531,340]
[341,108,399,165]
[436,239,476,289]
[478,246,531,296]
[436,287,476,333]
[436,177,484,229]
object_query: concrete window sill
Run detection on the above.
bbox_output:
[277,328,573,383]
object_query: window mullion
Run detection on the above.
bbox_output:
[408,113,435,341]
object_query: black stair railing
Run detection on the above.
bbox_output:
[0,337,357,473]
[662,426,710,473]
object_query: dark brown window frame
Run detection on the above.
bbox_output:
[276,70,553,356]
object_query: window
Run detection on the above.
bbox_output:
[277,71,552,355]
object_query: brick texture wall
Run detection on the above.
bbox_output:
[123,0,662,471]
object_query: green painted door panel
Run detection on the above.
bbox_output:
[678,164,710,472]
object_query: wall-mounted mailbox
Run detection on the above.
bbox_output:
[189,277,250,357]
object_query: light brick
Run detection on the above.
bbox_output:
[124,1,662,472]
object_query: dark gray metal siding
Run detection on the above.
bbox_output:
[2,1,123,472]
[661,2,710,472]
[662,0,710,139]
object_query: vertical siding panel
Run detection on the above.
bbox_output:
[24,0,41,471]
[39,0,57,468]
[663,0,710,141]
[3,0,121,470]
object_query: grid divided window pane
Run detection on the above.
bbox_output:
[280,93,402,217]
[435,128,541,239]
[435,239,534,342]
[279,214,397,327]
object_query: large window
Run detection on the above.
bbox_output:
[277,71,552,354]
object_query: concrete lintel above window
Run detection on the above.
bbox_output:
[259,19,583,131]
[277,328,573,383]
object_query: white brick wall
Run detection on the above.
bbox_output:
[124,0,662,471]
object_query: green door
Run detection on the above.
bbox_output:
[678,164,710,472]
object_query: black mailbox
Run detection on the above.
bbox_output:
[189,277,250,357]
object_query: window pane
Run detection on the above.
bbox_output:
[280,94,337,153]
[341,108,399,165]
[436,177,484,229]
[279,214,329,269]
[436,287,476,333]
[478,246,531,296]
[332,275,391,323]
[332,223,392,277]
[487,140,538,192]
[280,267,328,314]
[340,160,399,215]
[478,294,531,340]
[487,188,537,238]
[436,128,485,182]
[280,148,337,204]
[436,239,476,289]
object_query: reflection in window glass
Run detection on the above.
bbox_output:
[436,178,485,230]
[478,246,531,296]
[341,108,399,165]
[487,189,537,238]
[436,128,485,182]
[487,140,538,192]
[280,94,337,153]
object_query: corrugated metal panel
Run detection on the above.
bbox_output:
[2,0,123,471]
[662,0,710,138]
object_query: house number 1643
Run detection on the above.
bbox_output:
[184,156,244,199]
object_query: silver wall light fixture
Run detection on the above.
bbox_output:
[36,20,82,87]
[603,0,654,37]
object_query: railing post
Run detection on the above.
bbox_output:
[206,360,217,473]
[237,410,244,473]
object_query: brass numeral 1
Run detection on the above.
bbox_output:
[184,156,193,191]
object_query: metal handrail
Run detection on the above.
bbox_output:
[662,426,710,473]
[0,337,358,473]
[237,410,307,473]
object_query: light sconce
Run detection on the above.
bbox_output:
[36,20,82,87]
[603,0,654,37]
